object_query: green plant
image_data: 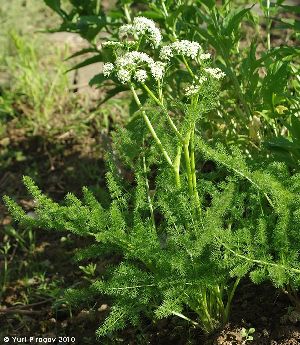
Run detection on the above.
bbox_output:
[43,0,299,151]
[0,241,11,301]
[5,14,300,340]
[2,32,71,132]
[241,327,255,342]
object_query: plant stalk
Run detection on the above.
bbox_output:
[130,85,173,167]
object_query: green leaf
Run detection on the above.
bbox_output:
[98,86,129,106]
[44,0,68,19]
[223,6,253,36]
[67,54,103,72]
[67,48,99,60]
[275,18,300,32]
[139,11,164,20]
[280,5,300,14]
[262,62,290,107]
[290,116,300,141]
[197,0,215,10]
[267,137,300,151]
[89,73,107,87]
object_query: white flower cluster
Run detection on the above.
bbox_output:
[102,41,123,48]
[184,75,207,97]
[102,51,166,84]
[134,69,147,83]
[160,40,201,61]
[118,17,162,48]
[204,67,226,80]
[103,63,115,77]
[199,53,211,60]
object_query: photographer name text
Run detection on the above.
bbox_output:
[3,336,76,344]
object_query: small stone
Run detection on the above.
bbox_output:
[98,304,108,312]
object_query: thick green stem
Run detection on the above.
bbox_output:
[190,124,201,214]
[200,291,214,332]
[124,3,132,23]
[182,55,195,78]
[142,83,183,142]
[172,311,199,326]
[130,85,173,167]
[142,153,156,229]
[183,133,194,198]
[96,0,101,15]
[174,145,182,188]
[224,277,240,323]
[266,0,271,51]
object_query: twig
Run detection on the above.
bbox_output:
[0,298,53,314]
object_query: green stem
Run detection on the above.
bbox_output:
[223,277,240,323]
[266,0,271,51]
[142,152,156,229]
[96,0,101,15]
[130,85,173,167]
[174,145,182,188]
[200,291,214,332]
[222,242,300,275]
[142,83,183,142]
[157,79,163,105]
[190,124,201,214]
[161,1,169,18]
[183,133,194,198]
[124,4,132,23]
[172,311,199,326]
[182,55,194,78]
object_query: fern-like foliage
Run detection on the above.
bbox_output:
[4,129,300,337]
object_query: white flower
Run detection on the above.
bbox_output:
[149,61,165,80]
[195,75,207,83]
[184,75,207,97]
[199,53,211,60]
[118,17,162,48]
[119,24,134,39]
[184,84,200,97]
[105,50,165,84]
[115,51,154,69]
[133,17,162,48]
[134,69,148,83]
[204,67,226,80]
[103,63,115,77]
[160,40,202,61]
[173,40,201,59]
[117,69,131,84]
[102,41,123,48]
[159,45,173,61]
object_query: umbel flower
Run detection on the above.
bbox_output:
[119,16,162,48]
[204,67,226,80]
[102,51,166,84]
[160,40,202,61]
[184,76,207,97]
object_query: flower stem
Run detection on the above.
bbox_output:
[190,124,201,214]
[130,85,173,167]
[182,56,195,78]
[142,151,156,229]
[124,4,131,23]
[174,145,182,188]
[183,132,194,198]
[142,83,183,142]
